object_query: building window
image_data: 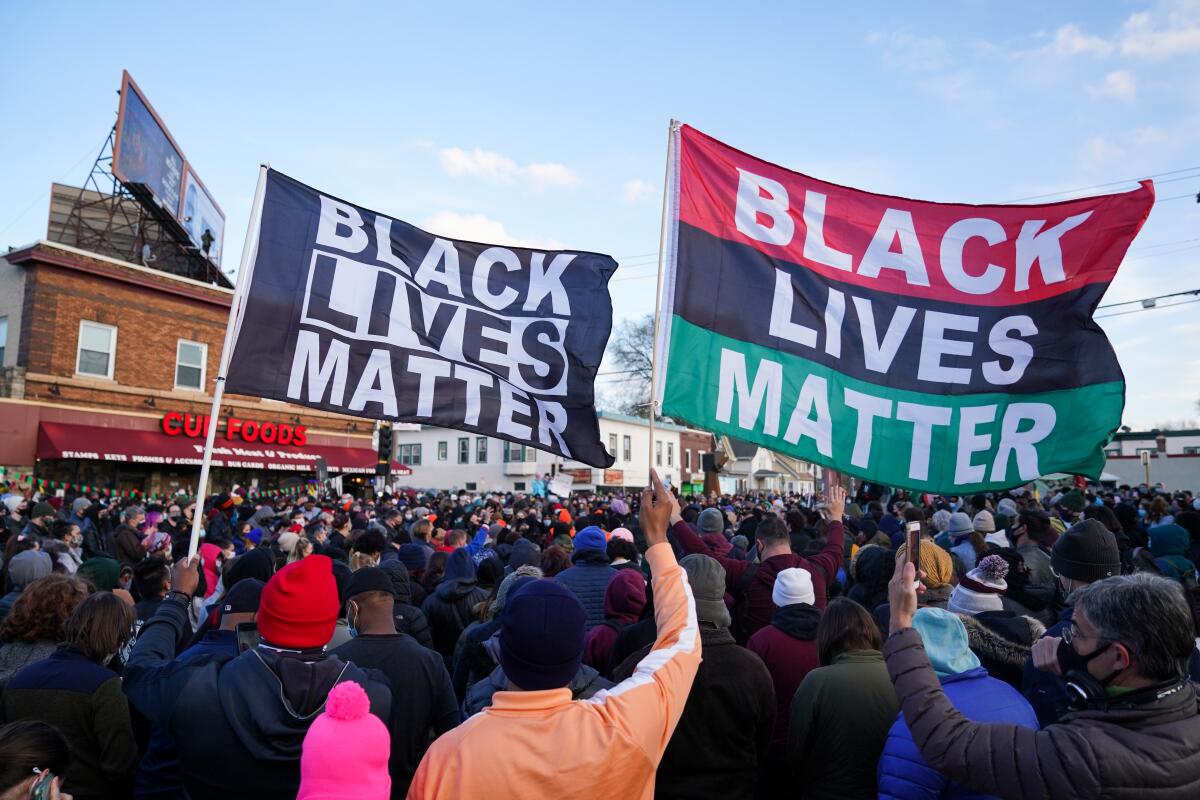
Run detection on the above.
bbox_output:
[504,441,524,462]
[526,445,536,462]
[623,435,631,462]
[656,440,663,466]
[77,321,117,379]
[174,339,207,390]
[685,449,692,472]
[0,316,7,364]
[609,433,618,459]
[667,442,674,467]
[514,481,526,491]
[458,437,470,464]
[438,441,448,461]
[1184,447,1200,455]
[398,444,422,466]
[476,437,488,463]
[465,482,477,491]
[1105,448,1120,458]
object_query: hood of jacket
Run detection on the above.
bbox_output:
[1149,524,1190,558]
[435,549,481,601]
[571,548,611,566]
[380,559,413,604]
[852,544,893,589]
[603,569,647,624]
[216,648,352,760]
[958,611,1045,670]
[771,602,821,640]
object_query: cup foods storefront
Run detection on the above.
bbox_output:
[0,401,408,498]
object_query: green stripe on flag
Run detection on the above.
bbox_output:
[661,316,1123,493]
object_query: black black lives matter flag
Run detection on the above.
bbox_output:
[225,170,617,468]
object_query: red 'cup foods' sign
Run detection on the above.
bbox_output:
[160,412,308,446]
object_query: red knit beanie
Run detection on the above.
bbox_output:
[258,555,338,649]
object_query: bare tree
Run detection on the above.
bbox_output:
[607,314,654,417]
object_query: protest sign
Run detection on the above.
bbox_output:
[654,125,1153,492]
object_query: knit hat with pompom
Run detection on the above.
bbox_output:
[947,555,1009,616]
[298,681,390,800]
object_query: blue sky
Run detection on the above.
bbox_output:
[2,1,1198,427]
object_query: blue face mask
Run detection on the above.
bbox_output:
[1138,508,1148,519]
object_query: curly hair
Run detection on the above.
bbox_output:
[0,574,89,644]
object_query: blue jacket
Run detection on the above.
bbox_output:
[878,667,1037,799]
[555,550,617,630]
[1022,605,1074,727]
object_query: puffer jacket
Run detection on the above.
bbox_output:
[421,549,488,666]
[379,560,434,650]
[877,666,1037,799]
[885,626,1200,799]
[554,549,617,630]
[958,612,1045,691]
[462,663,612,717]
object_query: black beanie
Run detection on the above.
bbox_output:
[1051,519,1120,583]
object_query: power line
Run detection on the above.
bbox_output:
[1097,288,1200,311]
[1096,297,1200,320]
[1002,165,1200,203]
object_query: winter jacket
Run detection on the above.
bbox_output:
[463,662,613,717]
[2,647,139,800]
[958,611,1045,691]
[379,561,434,650]
[746,602,821,750]
[122,595,393,800]
[114,523,146,565]
[421,549,489,667]
[1017,542,1054,585]
[877,666,1037,800]
[1022,605,1075,727]
[554,549,617,630]
[848,544,893,613]
[647,625,775,800]
[451,619,501,701]
[788,650,899,800]
[674,519,844,642]
[1150,524,1196,583]
[583,569,646,673]
[408,541,701,800]
[0,638,58,689]
[332,633,461,798]
[885,625,1200,799]
[951,539,979,573]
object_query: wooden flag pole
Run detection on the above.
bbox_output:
[187,165,269,562]
[647,119,680,481]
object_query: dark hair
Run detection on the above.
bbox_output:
[757,515,788,544]
[0,575,88,644]
[1083,504,1122,536]
[132,557,171,601]
[786,510,807,533]
[351,529,387,556]
[423,551,448,590]
[1074,573,1196,682]
[0,720,71,794]
[817,597,881,666]
[1019,508,1053,543]
[49,519,78,541]
[607,538,638,563]
[63,592,135,663]
[551,521,572,540]
[540,545,571,577]
[410,519,433,541]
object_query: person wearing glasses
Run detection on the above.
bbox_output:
[884,550,1200,798]
[1020,519,1121,727]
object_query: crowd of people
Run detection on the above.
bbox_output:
[0,472,1199,799]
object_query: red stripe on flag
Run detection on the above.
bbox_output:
[677,125,1154,307]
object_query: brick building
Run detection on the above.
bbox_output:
[0,239,400,496]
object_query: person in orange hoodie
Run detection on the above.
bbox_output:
[406,470,700,800]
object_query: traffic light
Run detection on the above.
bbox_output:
[376,421,393,477]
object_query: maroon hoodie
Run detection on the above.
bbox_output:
[582,570,647,675]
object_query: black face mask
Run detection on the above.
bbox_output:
[1057,637,1116,683]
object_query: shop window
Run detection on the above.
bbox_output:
[458,438,469,464]
[476,437,488,463]
[77,321,117,379]
[438,441,448,461]
[175,339,207,390]
[623,435,631,462]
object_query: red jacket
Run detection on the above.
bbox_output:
[746,604,822,748]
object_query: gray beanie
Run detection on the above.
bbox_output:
[680,553,731,628]
[947,512,974,538]
[8,550,53,589]
[72,497,92,515]
[697,508,725,534]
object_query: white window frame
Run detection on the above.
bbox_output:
[667,442,674,467]
[685,449,692,472]
[623,435,632,462]
[174,339,208,391]
[76,320,117,380]
[438,441,448,461]
[609,433,618,459]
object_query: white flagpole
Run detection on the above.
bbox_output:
[647,119,679,481]
[187,165,269,561]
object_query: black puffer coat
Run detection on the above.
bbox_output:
[380,561,434,650]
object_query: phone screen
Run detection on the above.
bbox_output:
[905,522,922,584]
[235,621,259,654]
[30,772,53,800]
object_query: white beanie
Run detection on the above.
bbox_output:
[773,567,815,607]
[972,510,996,533]
[997,498,1018,517]
[3,496,23,514]
[947,554,1008,615]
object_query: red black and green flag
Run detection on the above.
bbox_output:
[654,124,1153,493]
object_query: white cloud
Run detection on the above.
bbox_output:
[865,30,952,71]
[1132,125,1168,145]
[1087,69,1137,101]
[1120,9,1200,58]
[437,146,580,189]
[621,178,654,203]
[1048,23,1114,56]
[419,210,563,250]
[1080,135,1123,169]
[917,70,992,104]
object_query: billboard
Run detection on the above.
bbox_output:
[111,71,225,266]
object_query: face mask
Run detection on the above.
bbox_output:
[1138,508,1148,519]
[1057,636,1116,683]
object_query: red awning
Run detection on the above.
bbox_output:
[36,422,412,476]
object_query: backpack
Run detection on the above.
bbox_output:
[730,562,761,645]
